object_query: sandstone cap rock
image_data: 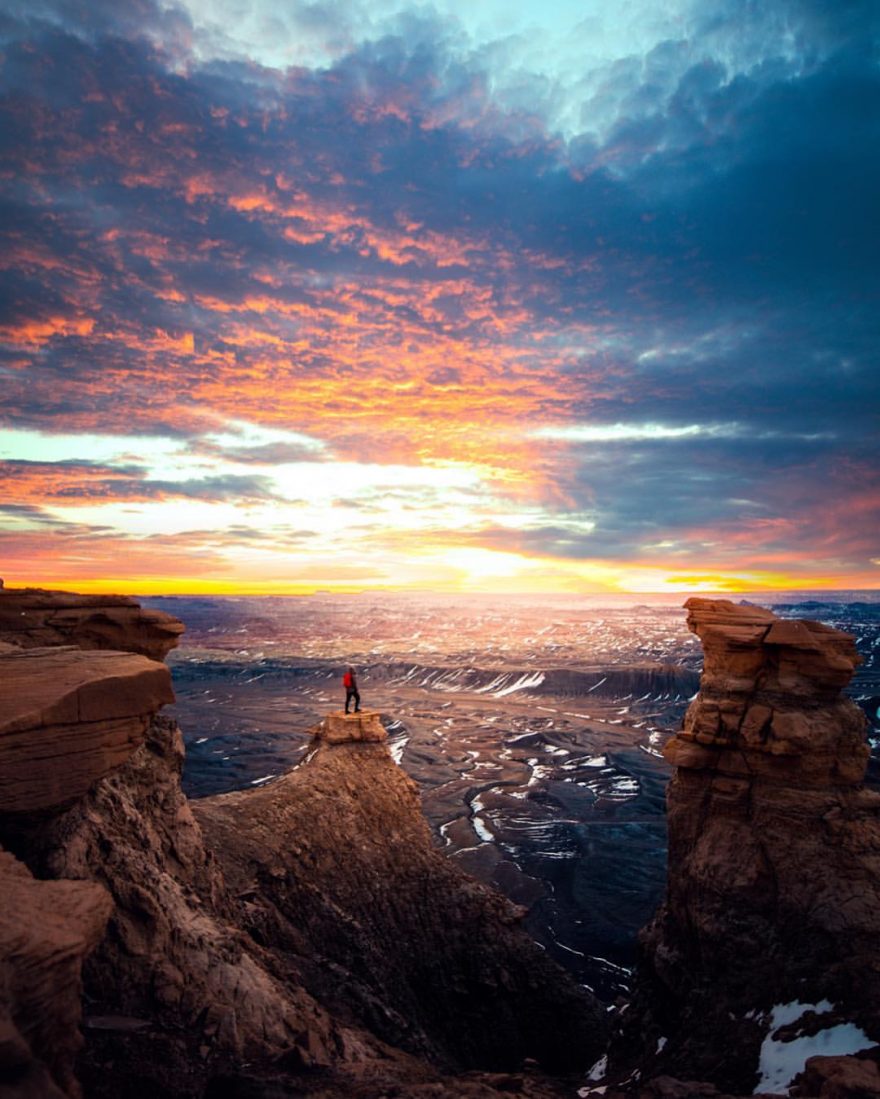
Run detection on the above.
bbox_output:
[315,711,388,745]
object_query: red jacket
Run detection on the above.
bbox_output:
[343,671,353,688]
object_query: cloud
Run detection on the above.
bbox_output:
[0,0,877,588]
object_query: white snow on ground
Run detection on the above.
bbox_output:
[527,763,555,787]
[754,1001,871,1094]
[389,736,409,764]
[469,795,494,842]
[585,1054,607,1082]
[493,671,546,697]
[473,674,507,694]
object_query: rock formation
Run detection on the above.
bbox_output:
[0,586,184,662]
[194,712,607,1074]
[0,848,112,1099]
[315,709,389,744]
[0,647,174,812]
[4,713,371,1099]
[613,598,880,1095]
[0,597,606,1098]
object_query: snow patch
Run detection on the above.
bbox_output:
[754,1001,871,1094]
[493,671,546,697]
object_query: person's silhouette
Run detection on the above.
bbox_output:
[343,666,361,713]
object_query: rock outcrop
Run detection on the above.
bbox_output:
[195,722,608,1075]
[0,602,605,1098]
[316,710,388,744]
[0,848,112,1099]
[0,647,174,812]
[614,599,880,1095]
[2,714,366,1099]
[0,587,184,662]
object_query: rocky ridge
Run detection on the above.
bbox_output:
[4,587,880,1099]
[609,598,880,1095]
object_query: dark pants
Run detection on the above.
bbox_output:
[345,688,360,713]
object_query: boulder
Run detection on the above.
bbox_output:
[792,1048,880,1098]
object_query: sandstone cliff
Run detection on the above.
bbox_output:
[0,586,184,662]
[195,711,607,1075]
[1,646,174,812]
[1,627,605,1097]
[611,598,880,1095]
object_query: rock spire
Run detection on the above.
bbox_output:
[619,598,880,1095]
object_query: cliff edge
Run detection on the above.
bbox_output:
[0,586,184,662]
[0,606,606,1098]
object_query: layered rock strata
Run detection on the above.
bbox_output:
[0,587,184,662]
[617,599,880,1094]
[317,710,388,744]
[0,646,174,812]
[195,717,607,1074]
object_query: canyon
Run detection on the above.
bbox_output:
[0,585,878,1099]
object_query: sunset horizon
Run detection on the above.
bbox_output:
[2,1,877,594]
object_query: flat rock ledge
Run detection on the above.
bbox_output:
[315,711,388,745]
[0,646,174,812]
[0,586,184,662]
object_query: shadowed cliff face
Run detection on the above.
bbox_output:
[195,710,607,1075]
[0,849,112,1099]
[612,599,880,1096]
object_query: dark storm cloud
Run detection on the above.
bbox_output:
[0,0,877,576]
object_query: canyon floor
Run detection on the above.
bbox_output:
[144,592,880,1004]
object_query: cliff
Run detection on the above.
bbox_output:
[0,592,606,1099]
[1,647,174,812]
[195,711,606,1074]
[0,849,112,1099]
[612,598,880,1095]
[0,586,184,662]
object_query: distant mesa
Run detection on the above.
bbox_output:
[315,710,388,744]
[0,585,184,662]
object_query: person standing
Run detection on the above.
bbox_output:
[343,666,361,714]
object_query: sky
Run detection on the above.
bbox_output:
[0,0,877,595]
